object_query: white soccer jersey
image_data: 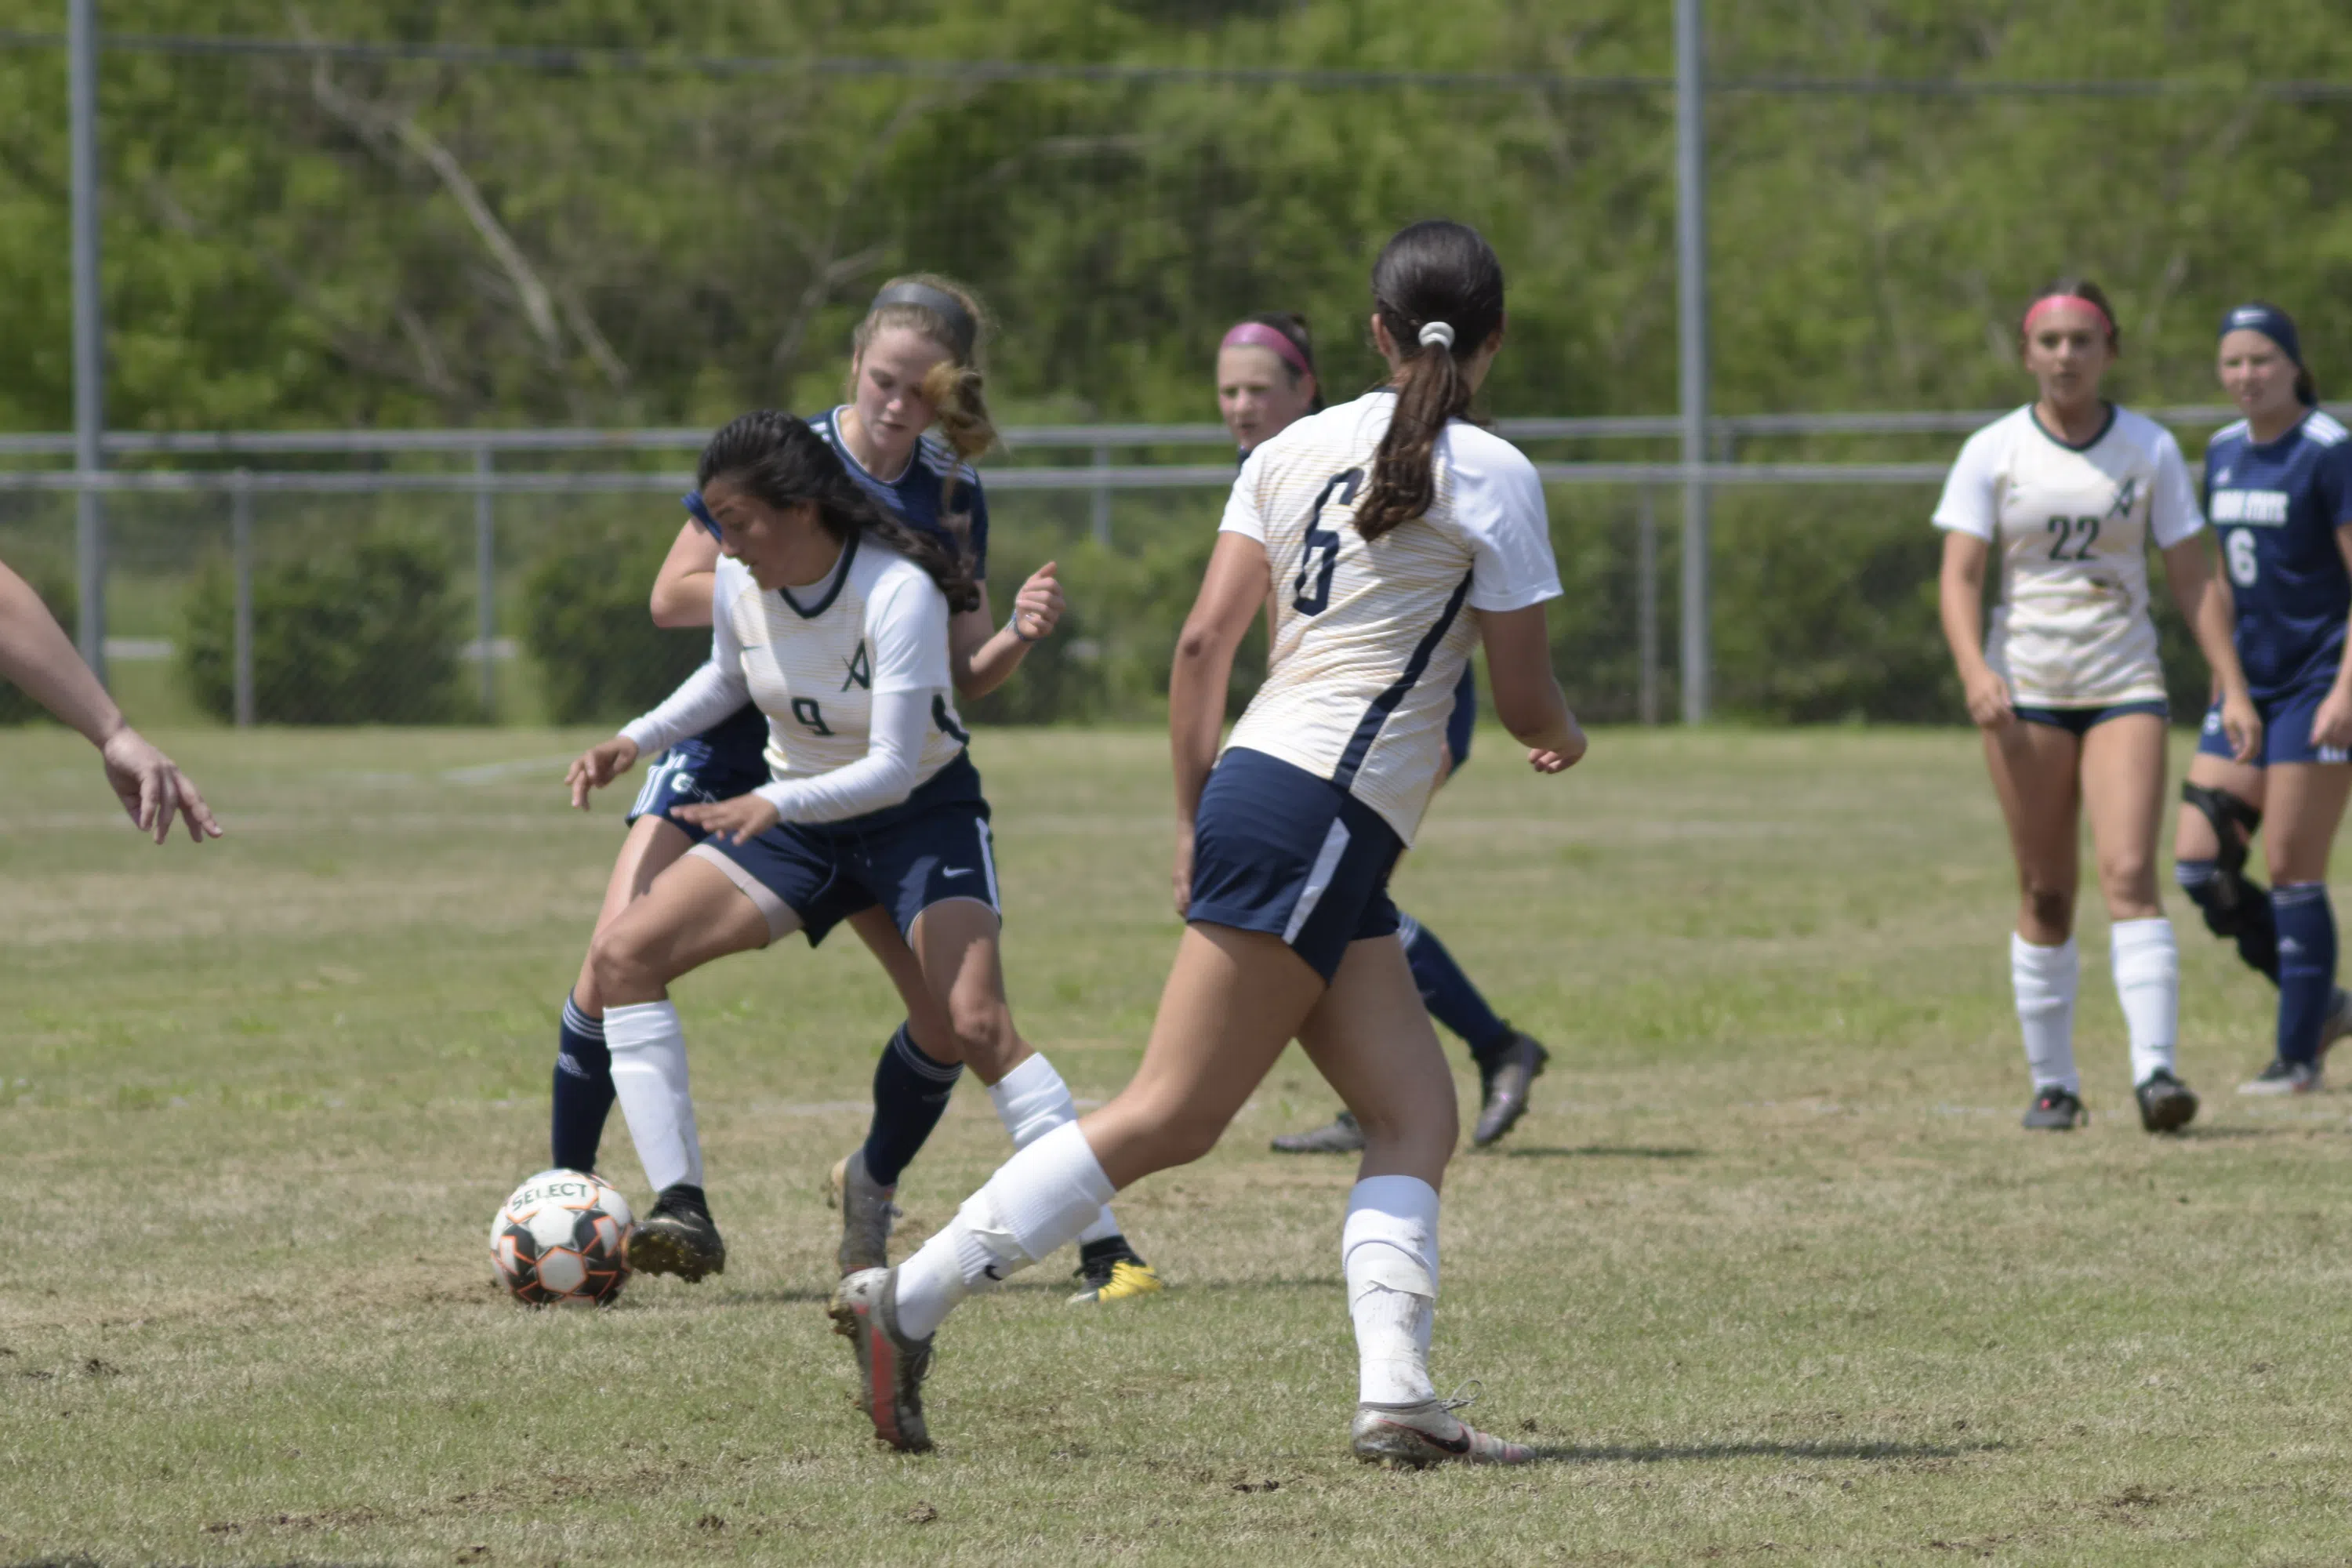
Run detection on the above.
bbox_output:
[1933,405,2205,707]
[1218,391,1562,843]
[623,538,965,793]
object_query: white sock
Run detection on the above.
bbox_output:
[1343,1175,1440,1407]
[2011,933,2080,1094]
[987,1053,1122,1246]
[604,1000,704,1194]
[895,1120,1116,1340]
[2110,916,2179,1085]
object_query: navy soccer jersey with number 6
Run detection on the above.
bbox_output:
[2204,410,2352,701]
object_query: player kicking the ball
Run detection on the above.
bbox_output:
[833,220,1581,1463]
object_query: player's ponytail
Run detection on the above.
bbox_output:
[699,411,982,615]
[851,274,999,517]
[1356,220,1507,543]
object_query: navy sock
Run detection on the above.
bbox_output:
[860,1022,964,1187]
[1399,912,1514,1069]
[2274,884,2337,1066]
[550,993,615,1172]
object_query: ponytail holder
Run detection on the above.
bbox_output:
[1417,321,1456,351]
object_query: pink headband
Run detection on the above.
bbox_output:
[1220,321,1312,379]
[2024,294,2114,338]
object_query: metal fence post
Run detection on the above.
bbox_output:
[1637,484,1659,726]
[1675,0,1711,724]
[68,0,107,684]
[474,446,496,718]
[1090,442,1112,546]
[232,470,254,728]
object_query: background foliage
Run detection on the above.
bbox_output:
[4,2,2349,722]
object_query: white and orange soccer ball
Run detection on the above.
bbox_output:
[489,1168,633,1306]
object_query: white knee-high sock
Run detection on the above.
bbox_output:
[2110,916,2179,1085]
[604,1000,704,1194]
[1344,1175,1440,1407]
[894,1120,1116,1341]
[987,1053,1122,1246]
[2012,934,2080,1093]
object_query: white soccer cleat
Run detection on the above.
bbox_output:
[829,1267,934,1453]
[1350,1385,1536,1468]
[829,1150,899,1276]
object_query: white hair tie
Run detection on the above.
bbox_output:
[1417,321,1456,350]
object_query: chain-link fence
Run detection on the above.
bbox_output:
[0,401,2264,729]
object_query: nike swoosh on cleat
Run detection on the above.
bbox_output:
[1376,1417,1470,1455]
[941,867,975,878]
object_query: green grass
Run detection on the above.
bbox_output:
[5,725,2352,1566]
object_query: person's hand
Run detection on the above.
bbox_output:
[1962,666,2015,729]
[1010,561,1065,643]
[2312,684,2352,753]
[567,736,641,809]
[98,727,223,844]
[2220,690,2265,764]
[1170,822,1196,918]
[1529,718,1588,774]
[673,792,780,846]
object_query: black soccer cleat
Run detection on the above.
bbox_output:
[626,1185,728,1282]
[2022,1086,2087,1131]
[1473,1032,1550,1148]
[1272,1109,1367,1155]
[2133,1069,2198,1134]
[2238,1057,2322,1097]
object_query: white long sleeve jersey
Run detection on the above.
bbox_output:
[620,538,967,823]
[1219,391,1563,844]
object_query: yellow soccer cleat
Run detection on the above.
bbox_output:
[1069,1239,1166,1305]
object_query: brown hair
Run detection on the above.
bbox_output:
[699,410,980,615]
[2019,276,2121,353]
[1356,221,1507,542]
[849,273,998,511]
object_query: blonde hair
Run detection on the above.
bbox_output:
[849,274,1000,501]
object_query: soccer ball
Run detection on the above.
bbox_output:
[489,1168,633,1306]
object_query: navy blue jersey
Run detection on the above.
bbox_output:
[2205,409,2352,700]
[811,407,990,579]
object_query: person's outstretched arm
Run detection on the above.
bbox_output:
[0,558,222,843]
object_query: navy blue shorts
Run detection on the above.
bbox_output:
[2013,699,2169,737]
[1185,747,1403,983]
[688,753,995,946]
[1444,661,1477,774]
[626,705,770,837]
[2197,680,2352,768]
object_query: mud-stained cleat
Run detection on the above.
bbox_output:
[626,1185,727,1281]
[829,1267,933,1453]
[2021,1086,2088,1131]
[828,1150,900,1276]
[2238,1058,2322,1096]
[1069,1237,1167,1305]
[2133,1069,2198,1134]
[2320,989,2352,1062]
[1272,1109,1366,1155]
[1350,1385,1534,1468]
[1473,1032,1551,1148]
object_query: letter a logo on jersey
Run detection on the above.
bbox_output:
[2108,477,2138,518]
[842,642,873,691]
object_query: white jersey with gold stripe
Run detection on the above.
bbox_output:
[1218,390,1562,843]
[1933,404,2205,707]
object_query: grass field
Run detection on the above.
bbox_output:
[7,724,2352,1566]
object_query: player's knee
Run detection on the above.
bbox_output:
[587,925,659,1002]
[2097,851,2157,909]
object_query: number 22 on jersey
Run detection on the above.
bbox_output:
[1293,468,1363,616]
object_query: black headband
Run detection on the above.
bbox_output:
[869,281,977,361]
